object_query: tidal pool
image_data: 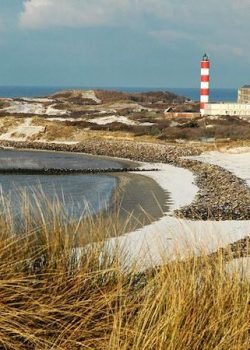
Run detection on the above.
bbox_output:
[0,149,170,235]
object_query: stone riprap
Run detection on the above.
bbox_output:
[0,167,158,175]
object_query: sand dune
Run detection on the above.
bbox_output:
[0,118,45,141]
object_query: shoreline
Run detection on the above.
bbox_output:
[187,150,250,188]
[0,139,249,221]
[110,172,170,235]
[0,140,249,266]
[0,167,159,175]
[108,161,250,269]
[0,148,170,238]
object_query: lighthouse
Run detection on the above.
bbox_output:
[200,53,210,115]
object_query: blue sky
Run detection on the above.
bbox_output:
[0,0,249,88]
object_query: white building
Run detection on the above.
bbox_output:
[238,85,250,103]
[204,103,250,116]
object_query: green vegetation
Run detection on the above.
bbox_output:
[0,197,249,349]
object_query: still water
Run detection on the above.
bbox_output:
[0,149,169,233]
[0,149,130,170]
[0,149,129,218]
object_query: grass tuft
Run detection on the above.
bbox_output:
[0,196,249,349]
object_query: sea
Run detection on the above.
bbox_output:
[0,86,238,102]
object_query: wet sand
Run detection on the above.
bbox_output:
[111,172,170,235]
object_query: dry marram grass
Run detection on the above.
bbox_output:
[0,195,249,350]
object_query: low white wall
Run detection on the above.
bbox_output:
[204,103,250,116]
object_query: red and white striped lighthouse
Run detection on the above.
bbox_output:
[200,53,210,115]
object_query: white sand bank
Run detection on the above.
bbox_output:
[1,101,69,116]
[89,115,154,126]
[80,90,101,104]
[90,115,137,126]
[225,257,250,281]
[47,115,155,127]
[37,140,79,145]
[20,97,54,103]
[47,117,84,122]
[187,149,250,188]
[107,159,250,269]
[0,118,45,142]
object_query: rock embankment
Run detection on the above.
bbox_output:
[176,159,250,220]
[0,139,250,221]
[0,139,203,160]
[0,167,158,176]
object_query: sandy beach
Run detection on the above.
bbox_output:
[187,148,250,187]
[107,149,250,269]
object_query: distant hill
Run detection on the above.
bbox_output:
[50,89,188,105]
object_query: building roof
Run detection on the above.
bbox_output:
[242,85,250,88]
